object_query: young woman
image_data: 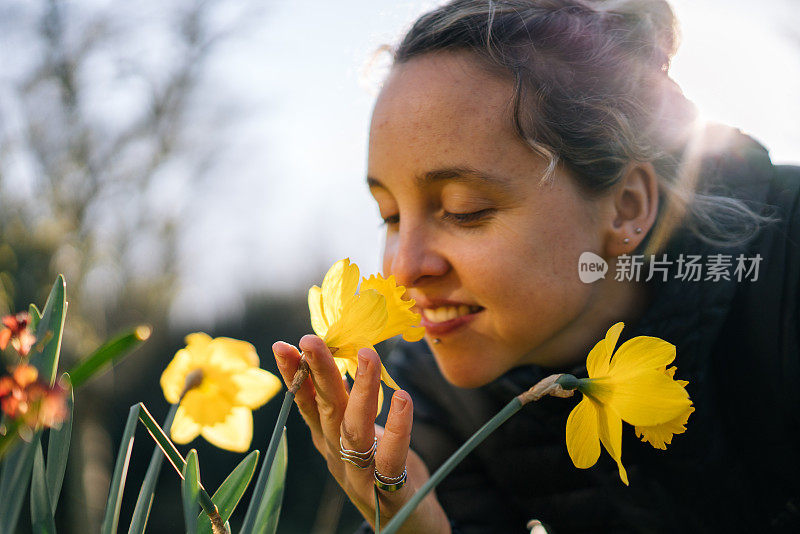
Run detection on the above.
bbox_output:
[273,1,800,532]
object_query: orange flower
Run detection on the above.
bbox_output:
[0,364,68,429]
[0,312,36,357]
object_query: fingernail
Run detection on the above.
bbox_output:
[303,350,314,363]
[357,354,369,376]
[392,393,407,413]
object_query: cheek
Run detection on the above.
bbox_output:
[458,218,596,321]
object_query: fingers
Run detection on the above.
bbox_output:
[340,349,381,471]
[375,390,413,485]
[299,335,349,453]
[272,341,321,435]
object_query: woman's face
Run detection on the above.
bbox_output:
[368,51,609,388]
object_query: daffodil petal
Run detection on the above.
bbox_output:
[609,336,676,377]
[379,361,400,390]
[376,384,385,417]
[345,358,358,379]
[171,405,201,444]
[635,405,695,450]
[597,403,628,485]
[185,332,213,350]
[232,368,283,409]
[587,322,624,377]
[308,285,328,337]
[593,370,691,427]
[334,357,350,377]
[566,396,601,469]
[200,406,253,453]
[160,349,194,404]
[325,289,387,349]
[402,326,425,342]
[209,337,259,368]
[322,258,360,326]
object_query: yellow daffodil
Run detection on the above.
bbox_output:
[160,333,282,452]
[308,258,424,405]
[565,322,694,485]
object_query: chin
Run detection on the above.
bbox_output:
[432,350,507,389]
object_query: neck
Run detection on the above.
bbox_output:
[521,274,653,370]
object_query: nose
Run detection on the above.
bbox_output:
[384,221,449,288]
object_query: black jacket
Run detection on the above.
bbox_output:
[357,131,800,534]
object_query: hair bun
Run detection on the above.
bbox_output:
[591,0,680,72]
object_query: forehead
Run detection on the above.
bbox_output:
[369,51,526,176]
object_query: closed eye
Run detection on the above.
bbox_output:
[380,214,400,227]
[441,208,496,225]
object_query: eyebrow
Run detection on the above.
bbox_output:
[367,165,509,190]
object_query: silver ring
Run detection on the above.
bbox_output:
[374,467,407,492]
[340,436,377,469]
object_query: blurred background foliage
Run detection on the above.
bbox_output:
[0,0,364,531]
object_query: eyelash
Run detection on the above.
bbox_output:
[441,208,495,225]
[380,209,496,227]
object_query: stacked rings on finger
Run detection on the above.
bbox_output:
[374,467,407,492]
[339,436,377,469]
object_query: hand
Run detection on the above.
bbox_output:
[273,335,451,534]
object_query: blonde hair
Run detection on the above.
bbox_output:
[388,0,775,253]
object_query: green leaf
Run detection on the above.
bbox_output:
[28,303,42,332]
[197,450,260,534]
[30,441,56,534]
[136,403,186,476]
[0,430,42,531]
[45,373,73,511]
[30,275,67,386]
[182,450,200,534]
[134,403,220,524]
[128,404,177,534]
[0,417,23,460]
[250,430,287,534]
[101,405,139,534]
[69,326,152,389]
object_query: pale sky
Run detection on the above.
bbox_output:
[170,0,800,326]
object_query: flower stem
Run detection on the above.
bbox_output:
[239,387,295,532]
[241,351,314,533]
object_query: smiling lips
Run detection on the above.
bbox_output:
[418,303,484,336]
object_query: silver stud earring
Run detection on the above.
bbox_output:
[635,227,643,234]
[623,238,630,244]
[432,338,441,344]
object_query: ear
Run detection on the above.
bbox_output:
[602,163,659,258]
